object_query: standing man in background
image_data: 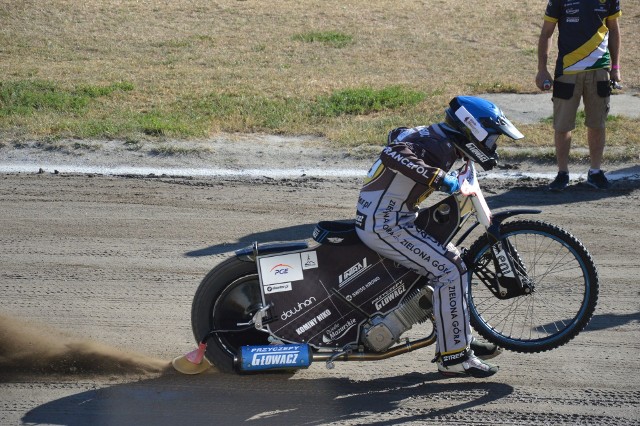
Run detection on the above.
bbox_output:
[536,0,622,191]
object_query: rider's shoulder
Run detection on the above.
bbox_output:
[392,125,436,143]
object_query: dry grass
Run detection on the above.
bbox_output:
[0,0,638,153]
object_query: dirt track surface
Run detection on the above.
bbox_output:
[1,147,640,425]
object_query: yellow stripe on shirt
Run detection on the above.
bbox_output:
[562,23,609,73]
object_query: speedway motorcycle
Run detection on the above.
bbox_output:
[173,160,599,374]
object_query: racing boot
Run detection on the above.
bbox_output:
[470,338,502,361]
[435,348,498,378]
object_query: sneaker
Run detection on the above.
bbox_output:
[586,170,610,189]
[438,354,499,378]
[548,171,569,192]
[470,338,503,361]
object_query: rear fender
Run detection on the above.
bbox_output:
[235,241,309,262]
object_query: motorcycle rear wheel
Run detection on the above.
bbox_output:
[191,256,268,373]
[466,220,598,353]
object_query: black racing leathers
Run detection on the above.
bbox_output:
[355,124,472,364]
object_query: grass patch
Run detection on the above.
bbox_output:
[472,82,522,94]
[195,92,306,130]
[183,86,426,134]
[0,81,87,115]
[292,31,353,48]
[0,80,133,116]
[315,86,426,117]
[137,111,196,137]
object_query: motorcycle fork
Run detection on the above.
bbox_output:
[482,226,531,299]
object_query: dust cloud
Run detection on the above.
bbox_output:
[0,314,170,378]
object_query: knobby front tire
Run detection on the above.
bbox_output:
[466,220,599,353]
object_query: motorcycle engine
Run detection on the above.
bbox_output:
[361,285,433,352]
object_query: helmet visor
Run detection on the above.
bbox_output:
[496,116,524,140]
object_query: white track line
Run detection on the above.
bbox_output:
[0,163,638,181]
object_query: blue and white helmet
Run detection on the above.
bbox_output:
[444,96,524,170]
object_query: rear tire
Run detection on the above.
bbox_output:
[466,220,598,353]
[191,257,268,373]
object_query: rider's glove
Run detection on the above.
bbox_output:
[440,172,460,194]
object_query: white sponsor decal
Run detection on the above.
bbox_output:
[251,351,299,366]
[249,345,302,353]
[492,244,515,278]
[372,282,406,310]
[465,142,491,163]
[338,257,369,288]
[455,105,488,142]
[350,276,380,299]
[301,251,318,270]
[264,282,292,294]
[384,148,434,180]
[442,351,466,363]
[322,318,358,343]
[281,297,316,320]
[295,309,332,335]
[259,253,305,285]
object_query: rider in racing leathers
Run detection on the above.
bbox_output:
[355,96,524,377]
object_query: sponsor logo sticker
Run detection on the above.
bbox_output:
[455,105,488,142]
[251,351,299,366]
[280,297,316,320]
[372,281,406,310]
[259,253,304,285]
[264,282,292,294]
[240,344,311,371]
[295,309,332,335]
[322,318,358,344]
[301,251,318,270]
[465,142,491,163]
[491,244,515,278]
[338,257,370,288]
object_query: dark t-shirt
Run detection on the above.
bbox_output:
[544,0,621,76]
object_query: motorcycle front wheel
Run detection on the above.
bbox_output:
[465,220,598,353]
[191,256,268,373]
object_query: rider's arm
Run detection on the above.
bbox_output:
[380,142,445,188]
